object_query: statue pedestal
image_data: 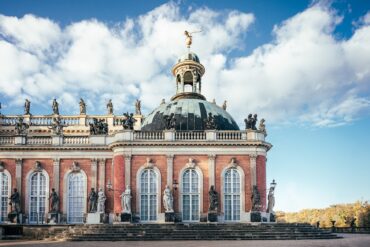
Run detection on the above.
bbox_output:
[207,211,218,222]
[165,212,175,223]
[48,212,60,224]
[269,213,276,222]
[86,213,104,224]
[8,212,22,223]
[120,213,132,222]
[250,212,261,222]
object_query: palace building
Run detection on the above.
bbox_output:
[0,41,272,224]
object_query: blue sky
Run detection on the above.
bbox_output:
[0,0,369,212]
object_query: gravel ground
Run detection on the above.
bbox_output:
[1,234,369,247]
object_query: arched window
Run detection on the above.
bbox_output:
[140,169,158,221]
[29,172,47,223]
[67,172,86,223]
[0,172,9,222]
[224,168,241,221]
[182,169,200,222]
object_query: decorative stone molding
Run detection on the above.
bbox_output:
[208,154,216,161]
[53,158,60,193]
[144,157,154,168]
[15,158,22,166]
[33,160,42,172]
[229,157,238,168]
[186,158,196,169]
[208,154,216,187]
[70,161,81,173]
[166,154,174,188]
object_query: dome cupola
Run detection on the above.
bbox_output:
[141,31,239,131]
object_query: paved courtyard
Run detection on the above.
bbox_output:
[1,234,369,247]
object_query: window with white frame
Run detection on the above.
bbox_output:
[29,172,47,224]
[67,172,85,223]
[0,172,9,222]
[140,169,157,221]
[224,168,241,221]
[182,169,200,221]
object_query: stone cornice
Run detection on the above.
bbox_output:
[109,140,272,151]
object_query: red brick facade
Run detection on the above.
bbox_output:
[0,153,267,221]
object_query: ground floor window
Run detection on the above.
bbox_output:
[29,172,47,224]
[140,169,157,221]
[182,169,200,222]
[0,173,9,222]
[224,168,241,221]
[67,172,85,223]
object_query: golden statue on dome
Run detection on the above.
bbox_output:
[184,30,201,49]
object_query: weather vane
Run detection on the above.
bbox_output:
[184,30,202,49]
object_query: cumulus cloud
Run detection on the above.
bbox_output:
[0,3,369,127]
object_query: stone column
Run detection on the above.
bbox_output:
[208,154,216,187]
[98,159,106,190]
[53,158,60,193]
[250,153,257,187]
[124,155,131,187]
[91,159,98,190]
[15,159,22,192]
[166,154,174,188]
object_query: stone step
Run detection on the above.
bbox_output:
[55,223,340,241]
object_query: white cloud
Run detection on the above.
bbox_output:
[0,3,369,127]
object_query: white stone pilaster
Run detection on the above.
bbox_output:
[98,159,106,190]
[208,154,216,187]
[91,158,98,189]
[166,154,174,188]
[15,158,22,192]
[124,155,131,187]
[250,153,257,187]
[53,158,60,193]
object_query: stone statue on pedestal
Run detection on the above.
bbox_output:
[205,113,216,130]
[259,118,267,135]
[251,185,261,211]
[222,100,227,110]
[88,188,98,213]
[164,113,176,130]
[208,185,219,211]
[122,113,135,130]
[24,99,31,115]
[52,99,59,115]
[267,186,275,213]
[49,188,59,213]
[97,188,106,213]
[107,99,113,115]
[79,98,86,115]
[51,116,63,135]
[120,185,132,213]
[245,114,258,130]
[15,117,29,135]
[9,188,21,213]
[89,118,108,135]
[163,185,174,213]
[135,99,141,115]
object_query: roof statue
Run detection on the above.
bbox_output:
[184,30,201,49]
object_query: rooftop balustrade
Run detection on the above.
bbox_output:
[0,129,266,147]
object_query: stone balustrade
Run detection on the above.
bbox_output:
[63,136,90,145]
[175,131,206,140]
[26,136,52,145]
[134,131,164,140]
[0,129,266,146]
